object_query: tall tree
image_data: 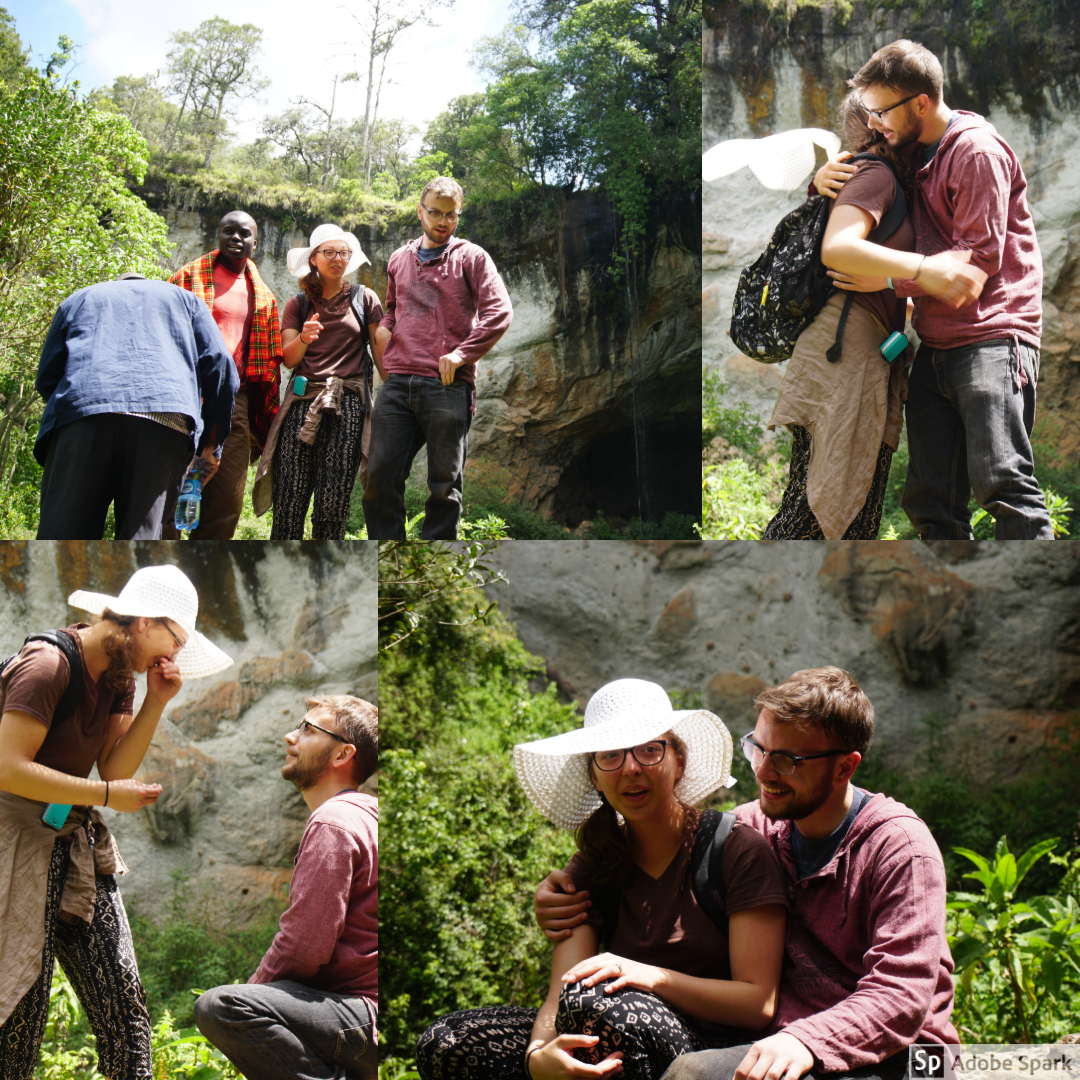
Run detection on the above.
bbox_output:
[164,18,268,167]
[0,8,31,87]
[342,0,453,184]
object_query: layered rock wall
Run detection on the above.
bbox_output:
[481,540,1080,779]
[0,541,377,915]
[161,188,700,524]
[703,1,1080,460]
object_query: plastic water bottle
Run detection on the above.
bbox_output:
[174,465,202,533]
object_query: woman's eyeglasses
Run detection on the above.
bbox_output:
[591,741,669,771]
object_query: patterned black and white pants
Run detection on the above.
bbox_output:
[271,390,366,540]
[762,424,894,540]
[416,980,734,1080]
[0,838,152,1080]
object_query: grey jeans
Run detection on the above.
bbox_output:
[660,1045,909,1080]
[194,980,377,1080]
[902,338,1054,539]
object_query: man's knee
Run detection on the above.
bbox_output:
[661,1048,749,1080]
[194,984,247,1041]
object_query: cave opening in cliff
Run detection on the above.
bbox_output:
[550,421,699,528]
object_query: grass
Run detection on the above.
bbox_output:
[701,369,1074,540]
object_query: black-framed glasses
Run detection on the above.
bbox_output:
[154,619,186,652]
[421,205,461,224]
[290,718,351,744]
[591,740,669,772]
[316,247,352,261]
[858,93,921,121]
[741,733,851,776]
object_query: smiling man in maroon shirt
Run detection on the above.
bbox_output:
[816,40,1053,540]
[194,696,378,1080]
[363,176,513,540]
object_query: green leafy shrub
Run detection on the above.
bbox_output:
[948,837,1080,1042]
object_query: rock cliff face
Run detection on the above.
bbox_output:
[0,541,377,916]
[162,188,700,525]
[703,1,1080,461]
[481,540,1080,778]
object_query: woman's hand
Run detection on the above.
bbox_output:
[300,314,323,344]
[107,778,163,813]
[145,656,182,708]
[813,151,856,198]
[561,953,665,995]
[529,1037,623,1080]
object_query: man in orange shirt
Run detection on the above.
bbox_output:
[164,210,283,538]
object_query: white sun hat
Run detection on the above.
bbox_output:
[287,224,370,278]
[514,678,735,830]
[67,565,234,679]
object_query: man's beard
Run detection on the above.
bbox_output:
[758,767,835,822]
[282,742,335,792]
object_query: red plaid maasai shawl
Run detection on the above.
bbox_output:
[169,251,282,459]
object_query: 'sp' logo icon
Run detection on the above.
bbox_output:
[909,1045,946,1080]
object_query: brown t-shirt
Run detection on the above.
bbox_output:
[0,625,135,778]
[831,158,916,335]
[565,813,789,983]
[281,283,384,381]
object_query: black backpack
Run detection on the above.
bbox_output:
[594,809,737,948]
[0,631,84,724]
[729,153,907,365]
[293,289,374,407]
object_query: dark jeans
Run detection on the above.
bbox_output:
[194,980,377,1080]
[37,413,192,540]
[363,374,472,540]
[902,338,1054,539]
[659,1045,909,1080]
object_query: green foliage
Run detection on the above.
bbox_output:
[700,459,786,539]
[857,711,1080,896]
[947,837,1080,1042]
[0,66,172,516]
[380,563,583,1058]
[702,370,764,454]
[0,7,31,87]
[126,870,285,1029]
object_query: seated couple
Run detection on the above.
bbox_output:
[417,669,956,1080]
[196,694,379,1080]
[761,38,1053,540]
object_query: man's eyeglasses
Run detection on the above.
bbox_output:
[858,93,921,121]
[591,741,669,772]
[316,247,352,261]
[741,734,851,776]
[288,718,352,744]
[420,205,461,225]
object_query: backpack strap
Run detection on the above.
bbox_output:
[826,292,856,363]
[690,808,737,931]
[21,631,84,724]
[294,292,310,326]
[595,882,621,950]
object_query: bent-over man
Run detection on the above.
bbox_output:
[195,695,378,1080]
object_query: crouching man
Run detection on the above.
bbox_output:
[195,695,379,1080]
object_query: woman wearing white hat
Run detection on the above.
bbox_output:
[0,564,232,1080]
[253,223,384,539]
[416,679,789,1080]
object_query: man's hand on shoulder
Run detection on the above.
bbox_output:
[734,1033,815,1080]
[813,151,856,199]
[535,869,591,942]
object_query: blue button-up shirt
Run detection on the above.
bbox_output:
[35,278,239,465]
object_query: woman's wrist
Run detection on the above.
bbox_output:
[102,779,109,807]
[525,1046,542,1079]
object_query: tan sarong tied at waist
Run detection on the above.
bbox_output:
[0,793,126,1027]
[252,373,368,517]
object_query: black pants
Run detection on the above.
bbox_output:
[0,839,152,1080]
[37,413,191,539]
[271,391,366,540]
[659,1045,910,1080]
[416,980,734,1080]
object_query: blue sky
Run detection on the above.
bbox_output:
[6,0,512,144]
